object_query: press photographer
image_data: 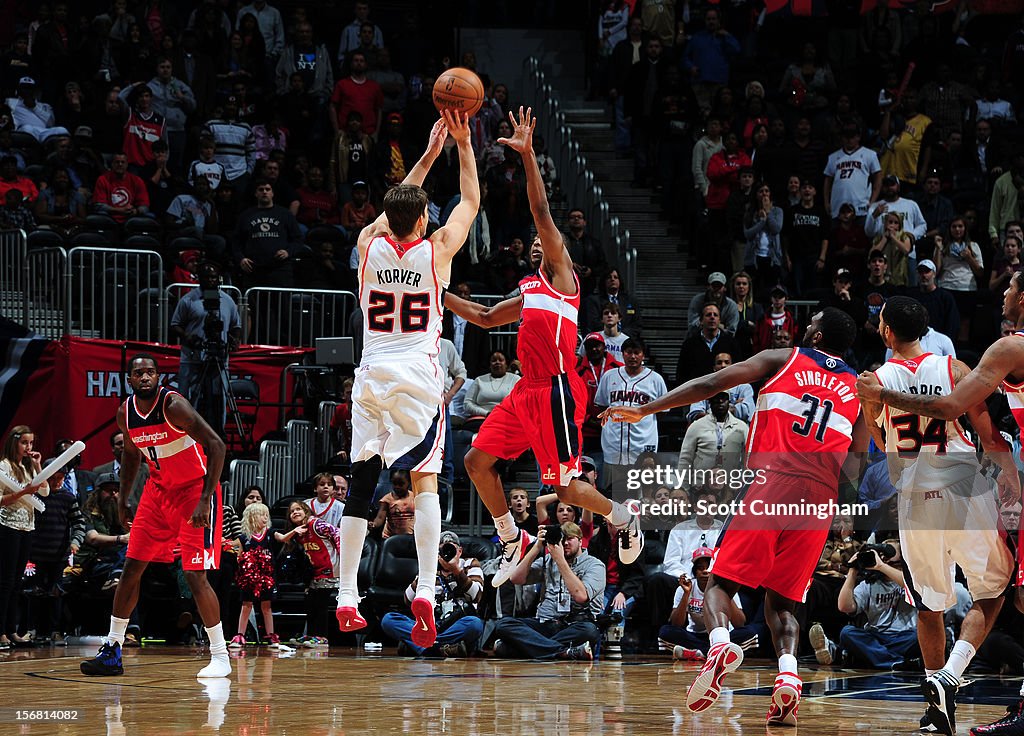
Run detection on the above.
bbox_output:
[380,531,484,657]
[169,261,241,431]
[813,540,919,669]
[492,522,606,661]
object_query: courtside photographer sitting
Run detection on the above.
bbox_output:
[493,522,605,661]
[381,531,485,658]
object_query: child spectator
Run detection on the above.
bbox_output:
[187,138,227,191]
[275,501,339,648]
[508,487,537,536]
[231,503,291,651]
[305,472,345,528]
[340,180,375,241]
[370,470,415,538]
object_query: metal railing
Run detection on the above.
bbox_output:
[257,439,292,504]
[316,400,340,466]
[228,459,260,506]
[521,59,638,295]
[475,294,519,357]
[66,247,165,342]
[287,419,313,487]
[25,246,66,339]
[0,230,28,327]
[242,287,356,347]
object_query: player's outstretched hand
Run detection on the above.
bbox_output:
[497,106,535,154]
[425,117,448,159]
[599,406,645,425]
[998,461,1022,507]
[441,109,471,143]
[190,500,211,529]
[856,370,882,403]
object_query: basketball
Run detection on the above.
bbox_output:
[432,68,485,118]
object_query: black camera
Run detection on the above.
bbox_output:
[543,525,562,545]
[852,543,896,570]
[439,542,458,562]
[201,288,225,357]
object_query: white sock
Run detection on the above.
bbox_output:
[1019,680,1024,697]
[608,501,632,528]
[414,492,441,602]
[493,512,518,541]
[709,627,730,647]
[944,640,976,682]
[779,653,798,675]
[107,616,129,646]
[337,516,369,607]
[205,623,228,657]
[925,669,938,677]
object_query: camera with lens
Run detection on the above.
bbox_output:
[201,289,226,359]
[543,525,563,545]
[439,542,458,562]
[852,543,896,571]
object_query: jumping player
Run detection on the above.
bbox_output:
[443,107,643,587]
[334,110,479,649]
[81,353,228,678]
[603,308,868,727]
[858,276,1024,736]
[862,296,1017,736]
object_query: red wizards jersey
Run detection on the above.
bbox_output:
[125,387,208,490]
[746,348,861,485]
[1002,332,1024,432]
[299,518,340,581]
[517,269,581,378]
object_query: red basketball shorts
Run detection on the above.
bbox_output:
[472,373,586,486]
[127,480,223,571]
[709,473,835,602]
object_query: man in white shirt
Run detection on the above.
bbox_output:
[7,77,67,142]
[595,338,667,493]
[686,352,754,422]
[823,123,882,219]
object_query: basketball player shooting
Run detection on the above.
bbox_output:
[81,353,229,678]
[858,277,1024,736]
[442,106,644,588]
[862,296,1017,736]
[334,110,478,649]
[603,308,868,727]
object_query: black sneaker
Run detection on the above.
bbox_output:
[920,710,939,733]
[80,641,123,676]
[893,657,925,674]
[439,641,468,658]
[922,670,959,736]
[971,698,1024,735]
[559,641,593,661]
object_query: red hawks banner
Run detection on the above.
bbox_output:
[0,334,312,471]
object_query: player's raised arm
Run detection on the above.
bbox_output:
[443,291,522,328]
[602,348,793,424]
[499,107,574,283]
[432,110,480,258]
[355,118,450,257]
[858,337,1024,420]
[165,393,226,528]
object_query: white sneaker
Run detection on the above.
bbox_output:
[492,529,528,588]
[809,623,834,665]
[197,656,232,678]
[616,511,644,565]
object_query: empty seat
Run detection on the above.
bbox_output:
[27,229,65,249]
[363,534,419,616]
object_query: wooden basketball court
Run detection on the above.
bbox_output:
[2,646,1021,733]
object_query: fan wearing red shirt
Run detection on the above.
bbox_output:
[576,332,622,456]
[329,51,383,136]
[93,152,150,224]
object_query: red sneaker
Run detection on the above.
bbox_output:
[766,671,802,727]
[336,606,367,632]
[410,597,436,648]
[685,641,744,713]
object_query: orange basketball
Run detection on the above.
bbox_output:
[432,68,485,118]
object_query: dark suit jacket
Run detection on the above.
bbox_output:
[442,311,492,378]
[66,468,97,499]
[676,332,741,385]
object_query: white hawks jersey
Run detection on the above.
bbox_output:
[874,353,977,492]
[358,235,446,362]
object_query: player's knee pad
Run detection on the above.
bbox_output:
[343,456,383,518]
